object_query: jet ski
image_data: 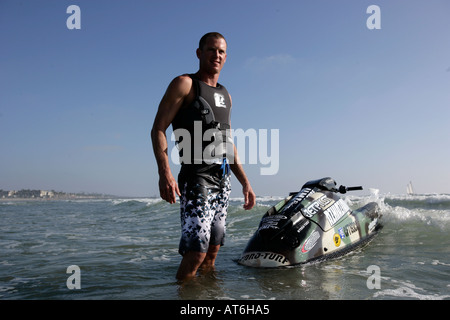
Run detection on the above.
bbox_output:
[238,177,382,268]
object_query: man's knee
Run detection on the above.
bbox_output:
[203,245,220,265]
[206,244,220,256]
[176,251,207,281]
[184,250,207,263]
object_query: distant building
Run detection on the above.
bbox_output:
[40,190,54,198]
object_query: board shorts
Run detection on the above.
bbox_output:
[178,163,231,256]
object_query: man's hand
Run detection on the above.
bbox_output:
[159,171,181,204]
[243,184,256,210]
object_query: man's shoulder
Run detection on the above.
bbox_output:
[172,74,193,86]
[166,74,194,98]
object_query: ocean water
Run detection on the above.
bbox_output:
[0,192,449,300]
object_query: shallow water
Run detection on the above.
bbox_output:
[1,193,449,300]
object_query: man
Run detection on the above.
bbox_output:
[151,32,256,282]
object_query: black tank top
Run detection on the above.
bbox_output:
[172,74,232,165]
[172,74,232,188]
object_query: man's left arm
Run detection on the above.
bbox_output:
[226,93,255,210]
[230,144,256,210]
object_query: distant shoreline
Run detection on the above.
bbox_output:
[0,195,117,202]
[0,189,125,202]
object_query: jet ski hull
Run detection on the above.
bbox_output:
[238,178,382,268]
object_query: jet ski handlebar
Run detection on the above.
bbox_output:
[338,185,363,193]
[297,178,363,195]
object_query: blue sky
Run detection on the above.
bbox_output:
[1,0,449,197]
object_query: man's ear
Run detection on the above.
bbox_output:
[196,48,201,59]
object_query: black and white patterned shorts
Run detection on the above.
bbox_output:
[178,174,231,255]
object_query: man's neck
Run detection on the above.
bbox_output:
[195,70,220,87]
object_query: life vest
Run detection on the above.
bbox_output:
[172,74,232,166]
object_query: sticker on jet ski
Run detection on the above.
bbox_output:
[301,230,320,253]
[323,198,350,226]
[238,252,290,267]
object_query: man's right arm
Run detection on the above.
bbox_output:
[151,75,193,203]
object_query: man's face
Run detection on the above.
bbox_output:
[197,37,227,75]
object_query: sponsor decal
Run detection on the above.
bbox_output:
[323,199,350,226]
[342,221,358,237]
[333,233,341,247]
[280,188,313,214]
[239,252,289,264]
[338,227,346,239]
[297,220,310,233]
[301,230,320,253]
[303,194,334,218]
[258,215,286,231]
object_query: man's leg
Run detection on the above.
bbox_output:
[176,244,221,281]
[200,244,220,269]
[176,251,207,281]
[176,178,229,281]
[177,182,211,282]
